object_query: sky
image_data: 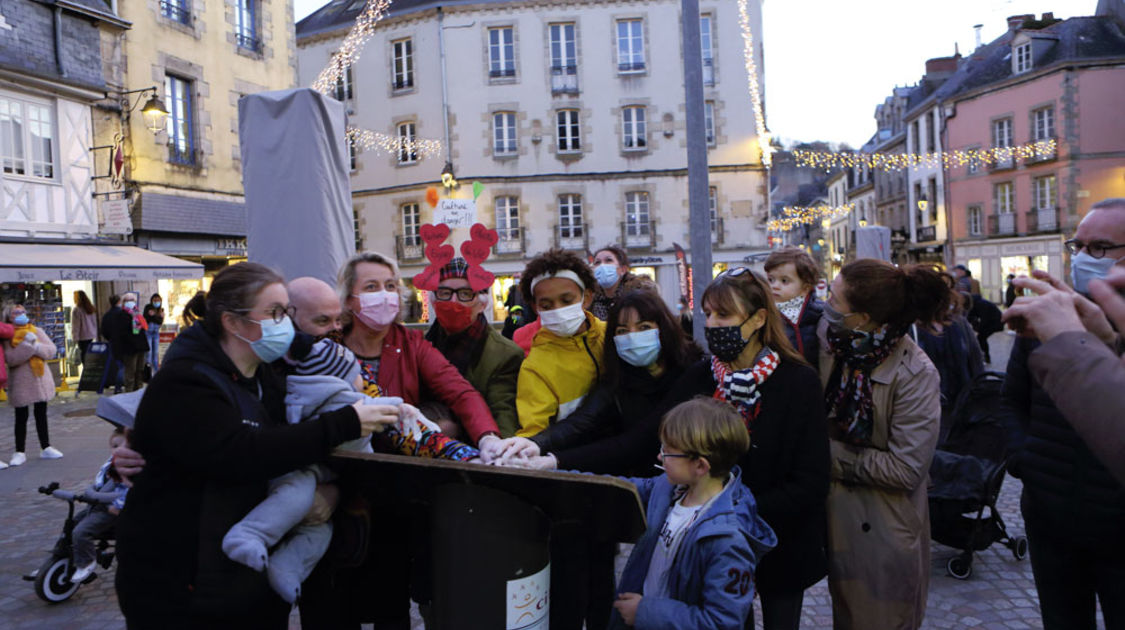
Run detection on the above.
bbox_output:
[292,0,1100,148]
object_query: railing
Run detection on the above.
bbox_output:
[493,142,518,157]
[489,67,516,78]
[160,0,191,24]
[395,235,424,261]
[554,223,589,251]
[1025,140,1057,164]
[620,220,656,249]
[1027,206,1058,232]
[916,224,937,242]
[493,228,525,255]
[711,216,723,245]
[989,212,1017,236]
[617,61,646,73]
[702,57,714,86]
[236,33,261,53]
[989,154,1015,171]
[550,66,578,93]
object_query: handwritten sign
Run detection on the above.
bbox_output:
[435,199,477,228]
[101,199,132,235]
[506,564,549,630]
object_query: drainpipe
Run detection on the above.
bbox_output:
[942,103,957,266]
[53,5,66,78]
[438,7,452,164]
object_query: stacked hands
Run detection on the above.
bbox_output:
[1003,267,1125,344]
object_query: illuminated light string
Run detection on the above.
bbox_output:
[793,139,1057,172]
[767,204,855,233]
[737,0,772,167]
[347,127,443,159]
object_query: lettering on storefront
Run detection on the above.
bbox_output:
[217,238,248,255]
[631,256,665,264]
[1001,242,1047,256]
[58,269,102,281]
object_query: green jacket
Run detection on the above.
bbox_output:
[466,326,525,437]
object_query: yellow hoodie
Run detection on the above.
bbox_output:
[515,312,605,438]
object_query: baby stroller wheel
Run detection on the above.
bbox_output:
[947,554,973,580]
[34,556,80,603]
[1011,536,1029,560]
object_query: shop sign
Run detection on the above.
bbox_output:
[217,238,248,255]
[1001,241,1047,256]
[4,268,201,282]
[631,256,664,264]
[100,199,132,235]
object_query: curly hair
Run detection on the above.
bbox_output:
[520,248,597,304]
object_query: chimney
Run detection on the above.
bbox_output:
[925,56,960,74]
[973,24,983,49]
[1007,14,1034,31]
[1042,12,1054,21]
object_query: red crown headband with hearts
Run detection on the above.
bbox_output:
[412,223,498,292]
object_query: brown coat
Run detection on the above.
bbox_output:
[1029,330,1125,486]
[5,326,57,408]
[818,324,941,630]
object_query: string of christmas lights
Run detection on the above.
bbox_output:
[347,126,443,159]
[312,0,393,95]
[767,204,854,233]
[793,139,1057,172]
[737,0,772,167]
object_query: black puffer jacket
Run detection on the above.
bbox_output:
[115,324,360,625]
[781,293,823,370]
[1002,336,1125,540]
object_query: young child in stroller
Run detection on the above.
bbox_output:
[221,339,480,603]
[70,428,130,583]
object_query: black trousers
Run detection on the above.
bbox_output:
[748,590,805,630]
[14,401,49,452]
[77,339,92,364]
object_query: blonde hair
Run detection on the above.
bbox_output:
[336,251,401,329]
[659,397,750,478]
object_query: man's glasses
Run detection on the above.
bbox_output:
[235,305,296,324]
[1064,239,1125,259]
[434,287,481,302]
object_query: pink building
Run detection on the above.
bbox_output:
[945,13,1125,302]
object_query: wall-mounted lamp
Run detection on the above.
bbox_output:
[441,161,458,190]
[123,86,169,134]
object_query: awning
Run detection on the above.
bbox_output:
[0,244,204,282]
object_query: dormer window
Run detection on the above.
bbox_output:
[1014,42,1032,74]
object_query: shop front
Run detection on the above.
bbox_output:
[954,235,1065,305]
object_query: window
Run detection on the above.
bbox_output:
[402,203,420,246]
[1034,175,1056,210]
[235,0,259,51]
[967,148,980,174]
[709,187,718,234]
[925,112,935,154]
[333,66,353,101]
[625,191,650,235]
[488,27,515,78]
[549,22,577,93]
[165,75,195,165]
[1033,106,1055,141]
[397,122,417,164]
[556,109,580,152]
[0,95,55,179]
[1014,43,1032,74]
[348,137,358,171]
[704,101,715,146]
[911,120,921,153]
[622,106,646,150]
[160,0,190,24]
[994,182,1014,214]
[496,196,520,241]
[992,118,1012,148]
[558,194,583,238]
[492,112,517,156]
[700,14,714,86]
[392,39,414,90]
[616,19,645,73]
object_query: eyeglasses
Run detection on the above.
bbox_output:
[658,446,696,461]
[1064,239,1125,259]
[235,305,296,324]
[434,287,480,302]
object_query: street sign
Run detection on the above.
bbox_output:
[100,199,132,235]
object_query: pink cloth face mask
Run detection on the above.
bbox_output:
[351,291,400,330]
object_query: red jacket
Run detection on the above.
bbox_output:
[377,323,498,444]
[0,321,13,389]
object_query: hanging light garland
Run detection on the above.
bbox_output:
[767,203,854,233]
[347,126,443,159]
[793,139,1057,172]
[737,0,772,167]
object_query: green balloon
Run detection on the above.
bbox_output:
[472,181,484,201]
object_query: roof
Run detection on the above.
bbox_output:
[297,0,493,39]
[136,192,246,236]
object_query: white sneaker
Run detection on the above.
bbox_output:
[40,447,64,459]
[70,562,96,583]
[9,452,26,466]
[0,460,7,470]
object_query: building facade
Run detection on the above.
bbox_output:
[871,88,911,262]
[296,0,770,313]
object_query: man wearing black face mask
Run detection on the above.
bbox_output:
[999,197,1125,630]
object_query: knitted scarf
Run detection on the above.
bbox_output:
[711,348,780,429]
[424,314,489,376]
[824,322,908,446]
[12,325,45,377]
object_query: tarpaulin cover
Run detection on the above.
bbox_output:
[239,89,355,284]
[855,225,892,262]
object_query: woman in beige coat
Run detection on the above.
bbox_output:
[817,260,944,630]
[4,303,61,467]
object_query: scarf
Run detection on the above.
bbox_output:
[12,325,45,377]
[776,294,806,326]
[824,322,908,446]
[711,348,780,428]
[424,314,489,376]
[128,308,148,335]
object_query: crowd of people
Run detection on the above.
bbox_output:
[7,198,1124,629]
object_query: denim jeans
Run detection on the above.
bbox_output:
[146,328,160,371]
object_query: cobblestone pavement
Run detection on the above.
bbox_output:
[0,332,1077,629]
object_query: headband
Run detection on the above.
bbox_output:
[529,269,586,295]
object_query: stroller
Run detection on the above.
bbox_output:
[928,371,1028,579]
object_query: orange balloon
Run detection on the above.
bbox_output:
[426,187,439,208]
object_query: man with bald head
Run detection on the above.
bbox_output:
[288,276,343,339]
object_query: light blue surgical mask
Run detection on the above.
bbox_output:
[123,300,137,311]
[235,316,295,363]
[13,313,29,326]
[614,328,662,367]
[594,264,620,289]
[1069,251,1117,295]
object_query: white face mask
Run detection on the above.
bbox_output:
[539,302,587,338]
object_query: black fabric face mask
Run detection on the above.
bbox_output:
[705,315,752,362]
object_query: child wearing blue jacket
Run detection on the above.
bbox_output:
[611,397,777,630]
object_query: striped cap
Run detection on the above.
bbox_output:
[293,339,361,385]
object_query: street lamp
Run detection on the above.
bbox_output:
[440,161,458,190]
[917,196,929,221]
[123,87,169,134]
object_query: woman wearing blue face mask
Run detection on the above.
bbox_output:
[589,245,659,321]
[3,303,62,467]
[116,262,392,629]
